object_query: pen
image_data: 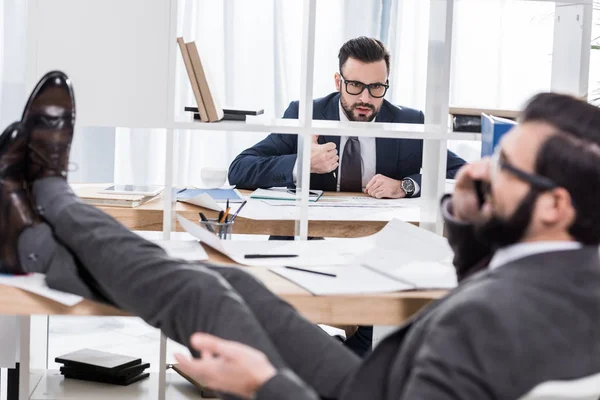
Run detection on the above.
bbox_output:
[284,266,337,278]
[220,207,231,223]
[230,200,247,222]
[198,212,215,233]
[244,254,298,259]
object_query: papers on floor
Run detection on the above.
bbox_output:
[250,188,323,202]
[0,273,83,306]
[177,188,244,211]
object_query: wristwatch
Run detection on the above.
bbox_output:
[401,178,416,197]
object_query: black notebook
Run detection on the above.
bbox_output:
[60,362,150,379]
[185,106,264,116]
[55,349,142,373]
[62,370,150,386]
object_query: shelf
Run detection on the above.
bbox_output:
[28,370,210,400]
[171,117,482,141]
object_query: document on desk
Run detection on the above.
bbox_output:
[270,219,457,295]
[262,196,415,208]
[177,214,376,267]
[270,264,413,295]
[0,273,83,306]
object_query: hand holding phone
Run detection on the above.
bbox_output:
[452,162,491,222]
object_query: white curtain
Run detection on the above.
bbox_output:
[0,0,588,184]
[113,0,558,185]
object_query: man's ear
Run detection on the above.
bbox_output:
[539,188,575,226]
[334,72,341,92]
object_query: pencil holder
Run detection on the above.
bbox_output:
[199,218,234,240]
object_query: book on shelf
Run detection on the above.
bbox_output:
[177,37,209,122]
[181,39,224,122]
[481,113,516,157]
[70,185,160,208]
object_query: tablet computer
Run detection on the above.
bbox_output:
[99,184,163,196]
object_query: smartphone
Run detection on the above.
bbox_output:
[473,180,487,209]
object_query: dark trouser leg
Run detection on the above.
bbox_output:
[343,326,373,357]
[27,178,287,373]
[210,266,361,399]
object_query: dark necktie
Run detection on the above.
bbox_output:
[340,137,362,192]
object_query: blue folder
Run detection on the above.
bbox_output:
[176,188,244,203]
[481,114,516,157]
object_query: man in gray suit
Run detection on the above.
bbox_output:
[2,72,600,399]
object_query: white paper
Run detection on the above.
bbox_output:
[364,261,457,289]
[151,239,209,261]
[250,188,321,202]
[0,273,83,306]
[270,265,412,295]
[262,196,415,208]
[238,198,420,222]
[177,214,376,267]
[179,193,224,211]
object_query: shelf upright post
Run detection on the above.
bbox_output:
[421,0,455,235]
[296,0,317,240]
[550,1,593,97]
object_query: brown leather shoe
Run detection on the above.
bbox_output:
[0,122,39,274]
[22,70,76,182]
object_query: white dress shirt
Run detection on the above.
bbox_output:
[488,241,583,270]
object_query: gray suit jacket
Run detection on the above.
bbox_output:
[257,198,600,400]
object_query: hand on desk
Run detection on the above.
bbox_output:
[174,333,276,399]
[311,135,339,174]
[364,174,406,199]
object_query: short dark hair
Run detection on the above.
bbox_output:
[338,36,391,75]
[522,93,600,244]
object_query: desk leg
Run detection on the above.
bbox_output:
[158,333,167,400]
[18,316,30,400]
[7,364,19,400]
[372,326,397,350]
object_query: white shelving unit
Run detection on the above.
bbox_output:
[18,0,594,399]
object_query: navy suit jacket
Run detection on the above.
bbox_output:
[228,92,466,193]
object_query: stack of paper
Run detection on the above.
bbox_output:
[71,185,160,208]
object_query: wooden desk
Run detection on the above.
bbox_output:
[96,190,420,238]
[0,248,444,326]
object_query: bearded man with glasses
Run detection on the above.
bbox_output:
[229,36,466,201]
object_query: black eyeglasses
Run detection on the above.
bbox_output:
[339,73,389,98]
[491,146,557,191]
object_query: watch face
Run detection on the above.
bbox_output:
[402,179,415,193]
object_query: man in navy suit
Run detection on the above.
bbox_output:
[228,37,467,357]
[229,36,466,199]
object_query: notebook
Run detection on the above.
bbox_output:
[250,188,323,202]
[55,349,141,373]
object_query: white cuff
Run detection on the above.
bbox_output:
[292,159,298,184]
[410,178,420,196]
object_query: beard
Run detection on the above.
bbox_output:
[340,95,379,122]
[475,190,539,249]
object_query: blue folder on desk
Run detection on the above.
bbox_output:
[176,188,244,203]
[481,113,516,157]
